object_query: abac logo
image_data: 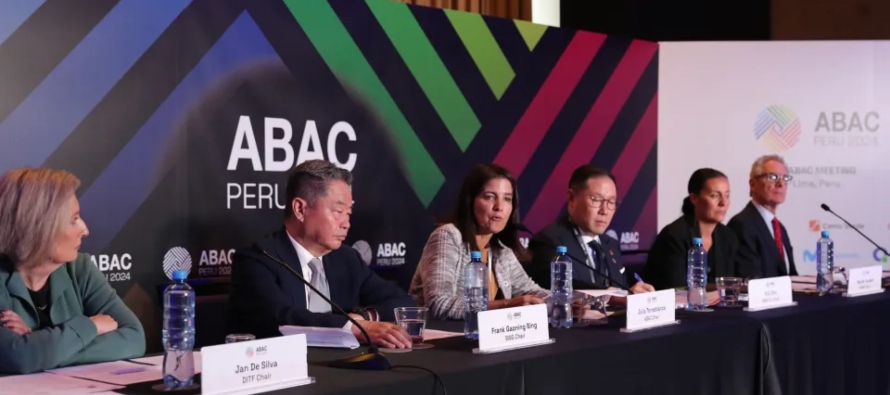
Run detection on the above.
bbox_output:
[245,347,255,359]
[754,105,802,152]
[162,247,193,280]
[874,248,888,263]
[352,240,373,266]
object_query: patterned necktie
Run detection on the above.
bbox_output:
[307,258,331,313]
[588,240,607,286]
[773,217,786,266]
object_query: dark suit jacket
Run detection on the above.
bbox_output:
[727,202,798,278]
[641,215,745,290]
[229,228,417,338]
[528,216,632,290]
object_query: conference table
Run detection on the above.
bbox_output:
[116,290,890,395]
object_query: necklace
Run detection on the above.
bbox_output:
[36,305,47,311]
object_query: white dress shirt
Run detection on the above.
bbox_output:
[580,234,601,270]
[752,201,791,274]
[286,232,352,330]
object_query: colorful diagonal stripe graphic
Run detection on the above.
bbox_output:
[366,0,481,151]
[284,0,444,206]
[0,0,46,45]
[513,20,548,51]
[754,105,801,152]
[445,10,515,99]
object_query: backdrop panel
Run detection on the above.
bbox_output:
[659,41,890,275]
[0,0,657,348]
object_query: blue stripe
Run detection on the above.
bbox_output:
[79,12,279,252]
[0,0,46,45]
[0,0,190,172]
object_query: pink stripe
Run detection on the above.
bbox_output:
[631,187,657,249]
[493,31,606,177]
[611,94,657,198]
[524,41,657,232]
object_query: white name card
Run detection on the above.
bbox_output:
[846,265,885,297]
[745,276,796,312]
[201,334,314,395]
[623,289,678,333]
[475,304,552,354]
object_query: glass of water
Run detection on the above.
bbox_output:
[394,307,432,349]
[716,277,742,307]
[225,334,256,343]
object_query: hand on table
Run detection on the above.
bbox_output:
[351,320,412,349]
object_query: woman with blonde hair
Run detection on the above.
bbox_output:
[0,168,145,374]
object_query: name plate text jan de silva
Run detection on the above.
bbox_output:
[846,265,885,297]
[746,276,796,312]
[201,334,313,395]
[623,288,678,333]
[475,304,552,354]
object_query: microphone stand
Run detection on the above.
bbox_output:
[261,249,391,371]
[820,204,890,257]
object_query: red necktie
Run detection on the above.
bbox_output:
[773,217,785,261]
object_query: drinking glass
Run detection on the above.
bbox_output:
[716,277,742,307]
[394,307,432,349]
[225,334,256,343]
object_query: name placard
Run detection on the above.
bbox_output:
[623,289,678,333]
[475,304,552,354]
[745,276,796,312]
[201,334,313,395]
[845,265,885,297]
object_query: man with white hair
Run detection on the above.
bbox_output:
[727,154,799,278]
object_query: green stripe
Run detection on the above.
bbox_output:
[445,10,514,99]
[284,0,443,206]
[367,0,480,151]
[513,20,548,51]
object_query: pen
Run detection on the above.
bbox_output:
[634,273,644,283]
[111,367,147,375]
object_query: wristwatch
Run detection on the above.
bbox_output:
[350,307,371,321]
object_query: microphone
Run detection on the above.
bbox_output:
[259,249,391,371]
[820,204,890,257]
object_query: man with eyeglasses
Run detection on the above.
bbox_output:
[528,165,655,294]
[727,154,799,278]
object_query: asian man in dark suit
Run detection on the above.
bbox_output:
[727,155,798,278]
[229,160,416,349]
[528,165,655,294]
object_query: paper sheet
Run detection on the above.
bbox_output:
[421,329,463,341]
[578,289,628,298]
[129,351,203,373]
[280,325,360,349]
[0,372,122,394]
[47,361,163,386]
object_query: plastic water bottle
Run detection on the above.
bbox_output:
[687,237,708,310]
[816,230,833,294]
[162,271,196,389]
[550,246,573,328]
[463,251,488,339]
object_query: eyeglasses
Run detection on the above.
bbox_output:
[588,196,619,210]
[757,173,793,183]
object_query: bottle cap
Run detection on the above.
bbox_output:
[470,251,482,259]
[171,270,188,281]
[692,237,703,245]
[821,230,830,237]
[556,246,567,253]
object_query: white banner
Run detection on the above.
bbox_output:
[658,41,890,274]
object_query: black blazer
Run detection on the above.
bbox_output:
[641,215,743,290]
[228,228,417,338]
[528,215,632,290]
[727,201,798,278]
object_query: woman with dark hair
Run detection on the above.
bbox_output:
[409,164,547,320]
[641,168,742,290]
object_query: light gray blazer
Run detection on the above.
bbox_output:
[409,224,547,320]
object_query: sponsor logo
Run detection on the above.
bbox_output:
[162,247,192,280]
[874,248,888,263]
[352,240,373,266]
[754,105,802,152]
[807,220,864,232]
[802,249,860,262]
[90,253,133,283]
